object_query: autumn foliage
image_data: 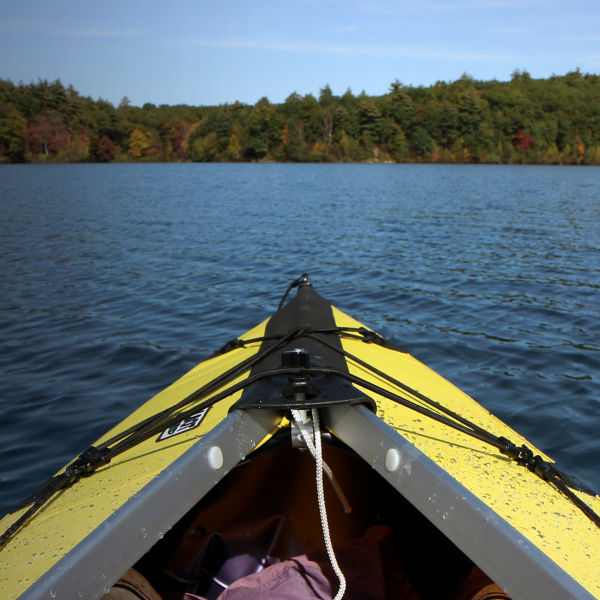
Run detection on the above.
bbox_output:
[1,71,600,164]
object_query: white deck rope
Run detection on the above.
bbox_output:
[290,409,351,514]
[291,408,347,600]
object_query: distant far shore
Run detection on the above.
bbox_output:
[2,70,599,166]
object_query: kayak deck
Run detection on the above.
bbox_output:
[0,278,598,599]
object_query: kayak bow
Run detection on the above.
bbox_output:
[1,276,598,600]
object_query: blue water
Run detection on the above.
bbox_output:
[1,163,599,514]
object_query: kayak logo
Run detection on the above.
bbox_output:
[157,409,208,441]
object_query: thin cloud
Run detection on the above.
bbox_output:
[167,35,516,63]
[55,28,142,39]
[358,0,562,16]
[0,20,141,39]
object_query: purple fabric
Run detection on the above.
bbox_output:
[216,557,333,600]
[216,526,398,600]
[164,515,291,600]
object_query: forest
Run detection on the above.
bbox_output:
[1,70,600,164]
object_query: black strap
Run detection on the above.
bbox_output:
[277,273,310,311]
[0,328,302,550]
[3,294,598,549]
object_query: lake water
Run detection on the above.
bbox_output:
[0,163,599,514]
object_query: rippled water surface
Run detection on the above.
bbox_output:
[1,163,599,513]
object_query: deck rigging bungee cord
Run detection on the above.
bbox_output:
[2,281,599,551]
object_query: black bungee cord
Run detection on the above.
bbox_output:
[0,327,303,551]
[277,273,310,311]
[2,281,599,551]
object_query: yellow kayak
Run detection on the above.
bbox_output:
[1,276,598,600]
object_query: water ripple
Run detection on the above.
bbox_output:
[0,163,599,512]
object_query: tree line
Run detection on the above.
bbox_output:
[1,70,600,165]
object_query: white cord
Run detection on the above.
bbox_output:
[291,408,346,600]
[290,409,351,514]
[312,408,346,600]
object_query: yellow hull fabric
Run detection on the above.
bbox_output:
[1,289,599,599]
[330,306,600,598]
[0,321,271,599]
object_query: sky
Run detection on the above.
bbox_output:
[1,0,599,107]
